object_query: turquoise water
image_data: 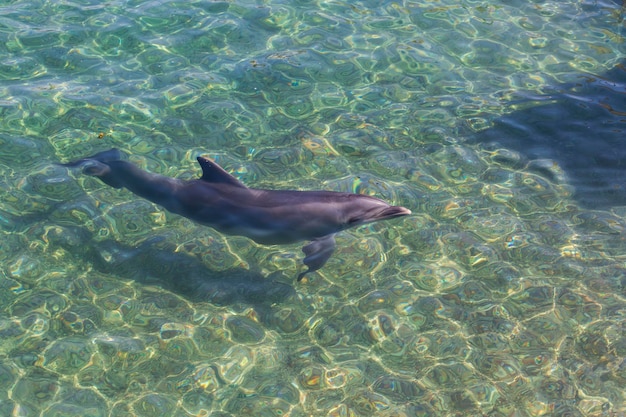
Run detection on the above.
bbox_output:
[1,0,625,415]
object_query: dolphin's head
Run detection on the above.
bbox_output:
[343,195,411,228]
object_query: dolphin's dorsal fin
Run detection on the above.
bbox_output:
[196,156,247,188]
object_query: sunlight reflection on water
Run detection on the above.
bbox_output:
[0,0,625,415]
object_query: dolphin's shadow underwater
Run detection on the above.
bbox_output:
[469,63,626,209]
[46,225,297,306]
[61,148,411,280]
[94,236,298,306]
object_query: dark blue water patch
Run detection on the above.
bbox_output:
[469,63,626,209]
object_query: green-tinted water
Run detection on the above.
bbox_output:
[1,0,625,415]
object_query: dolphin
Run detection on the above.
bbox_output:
[61,148,411,280]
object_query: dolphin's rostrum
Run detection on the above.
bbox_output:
[62,148,411,280]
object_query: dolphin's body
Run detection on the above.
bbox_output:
[62,148,411,280]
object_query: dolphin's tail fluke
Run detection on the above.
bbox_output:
[60,148,123,168]
[60,148,126,188]
[61,148,184,212]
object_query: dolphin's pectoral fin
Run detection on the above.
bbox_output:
[297,234,336,281]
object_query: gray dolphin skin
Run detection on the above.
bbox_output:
[62,148,411,280]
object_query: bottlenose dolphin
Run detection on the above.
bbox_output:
[62,148,411,280]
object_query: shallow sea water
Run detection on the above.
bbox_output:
[1,0,626,416]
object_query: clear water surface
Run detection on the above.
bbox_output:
[0,0,625,415]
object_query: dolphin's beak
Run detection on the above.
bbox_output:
[377,205,412,219]
[348,205,411,226]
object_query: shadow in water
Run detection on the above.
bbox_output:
[48,226,297,307]
[469,63,626,209]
